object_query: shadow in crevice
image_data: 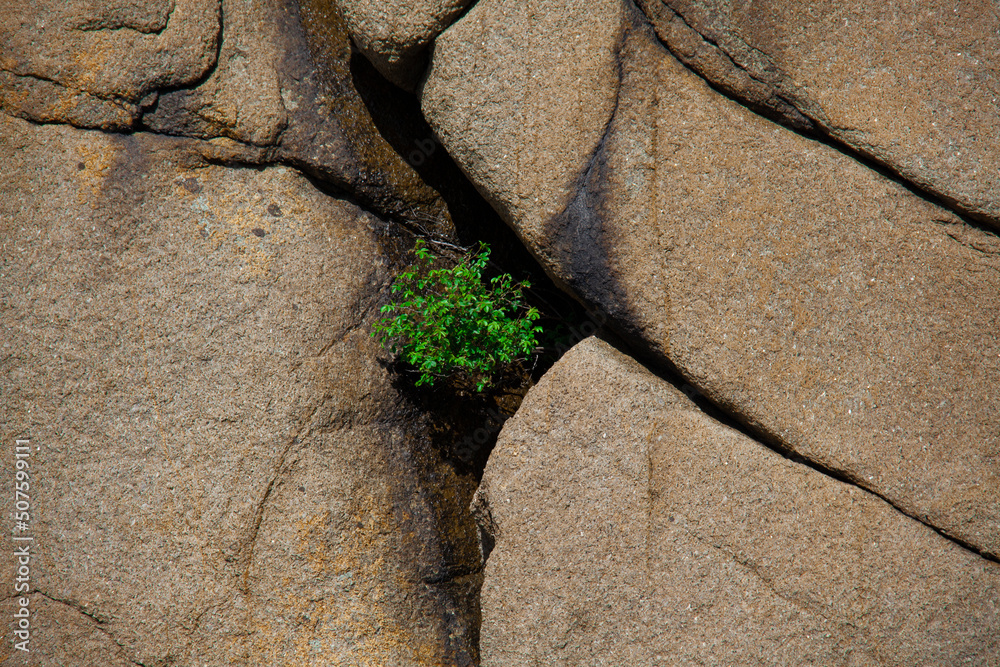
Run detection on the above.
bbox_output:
[346,45,614,666]
[349,51,597,477]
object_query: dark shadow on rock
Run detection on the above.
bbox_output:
[388,360,530,481]
[534,9,797,446]
[349,49,600,463]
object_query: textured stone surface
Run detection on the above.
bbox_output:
[141,0,448,222]
[337,0,473,90]
[638,0,1000,229]
[474,337,1000,666]
[0,0,449,223]
[425,2,1000,558]
[421,0,625,239]
[144,0,289,146]
[0,114,480,666]
[0,0,221,130]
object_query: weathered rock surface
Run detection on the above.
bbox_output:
[475,337,1000,665]
[5,0,1000,661]
[144,0,449,222]
[0,0,449,224]
[337,0,473,90]
[0,0,221,130]
[143,0,289,147]
[421,0,625,234]
[0,114,480,666]
[638,0,1000,229]
[424,0,1000,558]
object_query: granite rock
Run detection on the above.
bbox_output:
[638,0,1000,229]
[0,114,480,666]
[0,0,221,130]
[475,337,1000,665]
[424,0,1000,558]
[337,0,473,90]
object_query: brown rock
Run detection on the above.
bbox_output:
[635,0,815,131]
[0,114,479,666]
[0,0,453,224]
[143,0,289,146]
[424,3,1000,558]
[337,0,473,90]
[639,0,1000,229]
[141,0,449,222]
[421,0,625,237]
[475,337,1000,665]
[0,0,221,130]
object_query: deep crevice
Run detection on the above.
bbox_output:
[632,0,1000,237]
[336,48,604,666]
[598,331,1000,566]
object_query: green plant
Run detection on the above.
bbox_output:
[372,240,542,391]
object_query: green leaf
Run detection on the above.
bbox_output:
[370,240,542,392]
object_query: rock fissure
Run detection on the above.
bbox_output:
[932,218,1000,257]
[0,68,140,110]
[312,296,383,361]
[637,0,811,126]
[162,0,180,36]
[604,336,1000,566]
[34,590,146,665]
[237,410,316,593]
[4,0,999,661]
[34,591,108,626]
[421,565,485,586]
[738,420,1000,566]
[632,0,1000,233]
[156,0,225,99]
[475,338,1000,664]
[757,427,999,566]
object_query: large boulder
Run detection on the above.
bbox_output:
[423,0,1000,558]
[337,0,474,90]
[421,0,625,235]
[638,0,1000,230]
[0,114,480,666]
[474,337,1000,665]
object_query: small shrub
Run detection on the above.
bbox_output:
[372,240,542,391]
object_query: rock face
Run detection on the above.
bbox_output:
[338,0,473,90]
[0,114,480,666]
[0,0,448,223]
[638,0,1000,229]
[474,337,1000,665]
[148,0,451,222]
[0,0,220,130]
[4,0,1000,662]
[423,0,1000,558]
[421,0,625,234]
